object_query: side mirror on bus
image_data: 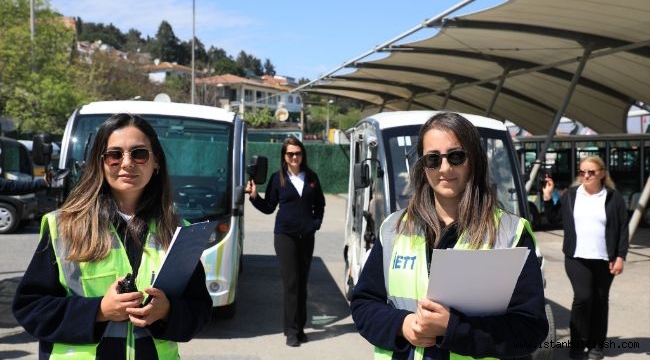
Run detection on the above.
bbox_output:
[354,163,370,189]
[32,133,53,167]
[247,155,268,185]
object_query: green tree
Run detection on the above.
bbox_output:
[0,0,88,135]
[78,21,126,50]
[123,29,146,54]
[236,51,263,77]
[338,107,362,131]
[263,59,276,76]
[208,46,242,75]
[206,46,229,62]
[213,57,242,76]
[245,108,275,128]
[162,75,191,104]
[76,52,144,101]
[178,37,208,67]
[151,20,180,62]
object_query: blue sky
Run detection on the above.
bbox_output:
[48,0,505,81]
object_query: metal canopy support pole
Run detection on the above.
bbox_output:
[629,176,650,242]
[300,110,304,133]
[442,81,455,109]
[292,0,475,93]
[190,0,196,104]
[525,44,594,193]
[406,95,414,110]
[379,99,387,113]
[485,65,510,117]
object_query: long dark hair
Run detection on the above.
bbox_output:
[59,113,177,261]
[278,136,312,187]
[399,112,499,248]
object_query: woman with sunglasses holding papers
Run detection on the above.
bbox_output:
[543,156,628,360]
[13,113,212,359]
[350,112,548,360]
[246,136,325,347]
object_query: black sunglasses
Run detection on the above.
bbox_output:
[285,151,303,158]
[578,169,600,177]
[102,148,152,166]
[421,150,468,169]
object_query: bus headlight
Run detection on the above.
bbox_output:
[207,281,221,292]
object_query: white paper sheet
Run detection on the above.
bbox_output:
[426,247,530,316]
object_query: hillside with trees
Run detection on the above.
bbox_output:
[0,0,291,134]
[0,0,362,138]
[75,18,279,80]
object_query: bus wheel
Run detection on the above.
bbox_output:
[0,203,19,234]
[213,301,236,320]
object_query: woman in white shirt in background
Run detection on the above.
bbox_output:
[543,156,628,360]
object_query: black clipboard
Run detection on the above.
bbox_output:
[144,220,216,304]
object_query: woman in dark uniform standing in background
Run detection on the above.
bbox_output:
[246,136,326,347]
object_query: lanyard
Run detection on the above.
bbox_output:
[426,242,432,277]
[115,218,144,279]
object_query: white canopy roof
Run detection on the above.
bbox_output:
[297,0,650,135]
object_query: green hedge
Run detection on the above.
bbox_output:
[248,142,350,194]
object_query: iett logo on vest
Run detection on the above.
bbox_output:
[392,254,417,269]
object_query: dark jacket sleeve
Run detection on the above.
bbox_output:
[12,223,107,344]
[543,192,566,225]
[0,178,47,196]
[350,240,412,352]
[148,261,212,342]
[310,172,326,230]
[610,189,630,260]
[440,229,549,358]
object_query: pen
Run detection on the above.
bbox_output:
[151,270,155,285]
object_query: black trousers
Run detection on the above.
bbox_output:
[565,256,614,350]
[274,233,315,337]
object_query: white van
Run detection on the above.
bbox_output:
[343,111,554,360]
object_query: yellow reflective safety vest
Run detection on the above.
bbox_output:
[42,212,179,360]
[374,209,534,360]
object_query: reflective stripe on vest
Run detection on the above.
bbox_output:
[43,212,180,360]
[375,209,532,360]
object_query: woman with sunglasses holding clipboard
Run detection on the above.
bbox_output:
[13,113,212,359]
[543,156,628,360]
[350,112,548,360]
